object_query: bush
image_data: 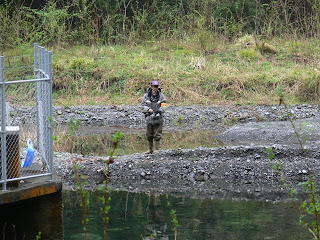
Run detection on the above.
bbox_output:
[238,49,262,61]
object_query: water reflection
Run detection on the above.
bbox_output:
[63,191,310,240]
[54,129,225,156]
[144,194,168,240]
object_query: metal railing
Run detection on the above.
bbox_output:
[0,43,53,191]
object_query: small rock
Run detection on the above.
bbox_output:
[189,172,195,182]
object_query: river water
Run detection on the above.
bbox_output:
[63,190,310,240]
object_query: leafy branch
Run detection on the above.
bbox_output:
[65,118,90,240]
[99,131,124,240]
[166,195,179,240]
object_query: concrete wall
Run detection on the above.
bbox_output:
[0,191,63,240]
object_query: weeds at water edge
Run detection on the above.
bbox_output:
[166,195,179,240]
[99,131,124,240]
[267,90,320,239]
[67,119,90,240]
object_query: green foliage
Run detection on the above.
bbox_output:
[68,118,80,137]
[173,115,183,126]
[99,186,111,226]
[268,96,320,239]
[300,180,320,239]
[23,0,70,45]
[69,58,96,71]
[4,1,320,106]
[36,232,42,240]
[266,147,283,177]
[276,84,285,100]
[99,131,124,240]
[170,209,180,228]
[224,116,237,126]
[62,118,90,240]
[6,37,320,106]
[266,147,275,160]
[166,195,179,240]
[271,162,282,175]
[239,49,261,61]
[2,0,320,47]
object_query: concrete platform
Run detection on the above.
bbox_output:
[0,176,63,239]
[0,176,62,205]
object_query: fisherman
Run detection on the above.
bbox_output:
[142,80,167,154]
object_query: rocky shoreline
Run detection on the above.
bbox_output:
[54,145,318,200]
[11,104,320,129]
[32,103,319,201]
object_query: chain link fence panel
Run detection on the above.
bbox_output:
[0,43,53,190]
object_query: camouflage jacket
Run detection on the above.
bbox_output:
[141,88,167,125]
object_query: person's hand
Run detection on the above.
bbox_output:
[148,109,153,113]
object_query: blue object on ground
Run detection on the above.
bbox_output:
[22,139,35,168]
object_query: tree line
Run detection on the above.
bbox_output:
[1,0,319,47]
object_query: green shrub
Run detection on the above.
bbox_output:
[238,49,262,61]
[69,58,95,71]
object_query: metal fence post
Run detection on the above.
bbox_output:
[35,43,40,151]
[0,56,7,191]
[48,51,53,179]
[37,44,45,171]
[44,49,49,168]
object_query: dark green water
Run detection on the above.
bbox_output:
[63,191,310,240]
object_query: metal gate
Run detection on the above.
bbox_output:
[0,43,53,191]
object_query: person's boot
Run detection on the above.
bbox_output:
[146,141,153,154]
[154,140,160,153]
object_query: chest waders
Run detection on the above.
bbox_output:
[142,89,166,154]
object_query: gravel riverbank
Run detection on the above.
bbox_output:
[25,103,317,201]
[54,145,318,201]
[11,104,320,130]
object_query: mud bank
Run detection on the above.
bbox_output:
[25,104,320,200]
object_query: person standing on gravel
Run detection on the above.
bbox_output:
[142,80,167,154]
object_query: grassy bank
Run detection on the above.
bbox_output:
[52,36,320,106]
[2,1,320,106]
[3,36,320,106]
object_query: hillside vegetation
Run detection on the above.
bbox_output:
[1,0,320,106]
[49,37,320,106]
